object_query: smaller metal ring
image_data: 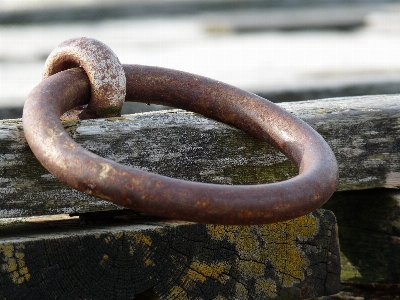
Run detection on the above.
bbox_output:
[43,37,126,119]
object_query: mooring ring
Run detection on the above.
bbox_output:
[23,62,338,225]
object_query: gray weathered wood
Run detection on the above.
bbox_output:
[1,94,400,218]
[204,3,372,32]
[0,209,340,299]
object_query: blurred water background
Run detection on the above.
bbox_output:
[2,0,400,119]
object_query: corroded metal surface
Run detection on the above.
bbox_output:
[42,37,126,119]
[23,40,338,225]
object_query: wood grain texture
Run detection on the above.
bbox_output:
[0,209,340,299]
[1,95,400,218]
[323,189,400,284]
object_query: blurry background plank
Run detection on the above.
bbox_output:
[0,0,391,24]
[2,0,400,119]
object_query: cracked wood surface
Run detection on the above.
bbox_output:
[0,209,340,299]
[1,95,400,218]
[2,94,400,218]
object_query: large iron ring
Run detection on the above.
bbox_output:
[23,47,338,225]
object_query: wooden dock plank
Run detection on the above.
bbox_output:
[1,95,400,218]
[0,209,340,299]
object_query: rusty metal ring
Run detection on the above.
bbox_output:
[43,37,126,119]
[23,64,338,225]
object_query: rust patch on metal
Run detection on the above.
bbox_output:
[42,37,125,119]
[23,38,338,225]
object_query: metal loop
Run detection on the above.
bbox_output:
[23,41,338,225]
[43,37,126,119]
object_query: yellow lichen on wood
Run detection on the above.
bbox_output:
[103,235,112,243]
[99,231,156,268]
[170,260,230,298]
[259,214,318,287]
[255,278,278,298]
[134,233,154,267]
[0,244,30,284]
[134,232,152,246]
[123,231,156,268]
[99,254,111,268]
[235,282,249,299]
[207,213,319,290]
[114,232,123,239]
[183,261,229,285]
[144,258,155,266]
[169,285,188,300]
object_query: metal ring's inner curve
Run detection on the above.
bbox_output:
[23,65,338,225]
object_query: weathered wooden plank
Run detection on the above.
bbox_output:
[204,3,371,32]
[1,95,400,218]
[0,209,340,299]
[323,188,400,284]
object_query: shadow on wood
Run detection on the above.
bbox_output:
[323,189,400,284]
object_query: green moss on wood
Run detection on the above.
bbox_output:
[323,189,400,283]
